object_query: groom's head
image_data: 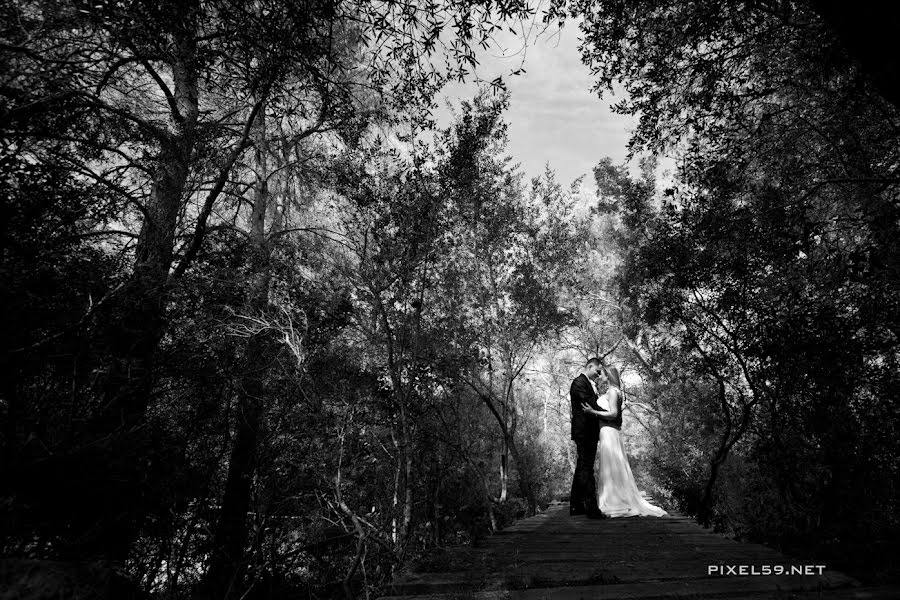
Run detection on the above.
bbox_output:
[585,357,603,380]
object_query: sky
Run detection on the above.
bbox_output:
[432,19,639,189]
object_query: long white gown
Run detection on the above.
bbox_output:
[596,388,668,518]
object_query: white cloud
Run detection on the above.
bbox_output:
[432,20,637,188]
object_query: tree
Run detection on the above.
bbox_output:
[1,0,539,580]
[553,0,900,577]
[431,92,586,512]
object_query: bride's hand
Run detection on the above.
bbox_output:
[581,402,595,415]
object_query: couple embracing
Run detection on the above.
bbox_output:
[569,358,667,519]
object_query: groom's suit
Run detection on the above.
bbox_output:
[569,373,605,515]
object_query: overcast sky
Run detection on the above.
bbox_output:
[432,20,639,189]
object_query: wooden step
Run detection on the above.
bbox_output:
[379,499,895,600]
[381,579,897,600]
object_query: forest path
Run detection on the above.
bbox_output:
[379,498,898,599]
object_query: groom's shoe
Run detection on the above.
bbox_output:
[569,506,586,516]
[585,508,608,519]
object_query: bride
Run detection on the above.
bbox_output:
[582,365,667,518]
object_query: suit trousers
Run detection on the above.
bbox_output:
[570,437,599,513]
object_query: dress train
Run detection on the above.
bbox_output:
[597,425,667,517]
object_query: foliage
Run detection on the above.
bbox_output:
[550,0,900,582]
[5,0,900,596]
[1,1,567,598]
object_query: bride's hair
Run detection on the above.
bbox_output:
[604,365,626,404]
[604,365,622,388]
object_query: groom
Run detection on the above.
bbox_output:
[569,358,610,518]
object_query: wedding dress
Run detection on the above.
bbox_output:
[596,387,667,517]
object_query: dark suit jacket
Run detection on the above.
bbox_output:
[570,374,602,441]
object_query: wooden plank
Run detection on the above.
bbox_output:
[381,574,867,600]
[482,538,752,547]
[426,549,787,561]
[379,501,896,600]
[390,563,857,594]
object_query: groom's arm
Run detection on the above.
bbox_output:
[583,406,614,422]
[585,407,614,422]
[575,378,611,422]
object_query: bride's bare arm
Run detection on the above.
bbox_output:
[593,389,619,419]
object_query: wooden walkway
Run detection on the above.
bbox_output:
[381,498,898,600]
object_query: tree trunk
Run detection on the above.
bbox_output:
[499,447,508,503]
[98,0,200,427]
[478,389,537,511]
[543,392,548,434]
[498,370,509,503]
[403,438,414,542]
[87,3,200,562]
[199,103,271,599]
[507,438,537,515]
[391,453,400,544]
[199,376,263,599]
[396,397,414,552]
[698,381,752,526]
